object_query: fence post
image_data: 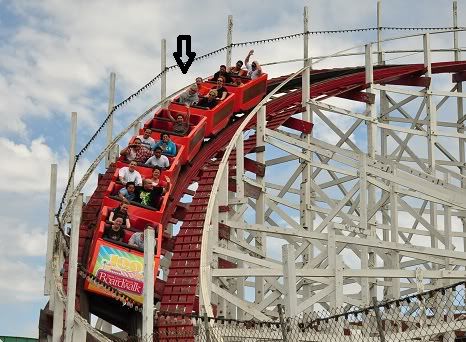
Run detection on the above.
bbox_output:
[203,312,212,342]
[282,244,298,317]
[372,297,386,342]
[64,194,83,342]
[277,304,289,342]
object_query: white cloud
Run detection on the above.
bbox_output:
[0,218,47,305]
[0,260,44,303]
[0,137,57,192]
[0,137,95,196]
[0,1,160,135]
[0,217,47,257]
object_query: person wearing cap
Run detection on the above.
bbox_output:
[178,85,199,106]
[212,65,233,83]
[197,89,218,109]
[244,50,263,80]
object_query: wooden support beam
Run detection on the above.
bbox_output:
[244,157,266,177]
[383,76,431,88]
[453,71,466,83]
[282,116,314,134]
[337,90,376,104]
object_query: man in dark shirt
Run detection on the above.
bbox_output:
[197,90,218,109]
[135,179,165,209]
[212,65,233,83]
[103,217,125,242]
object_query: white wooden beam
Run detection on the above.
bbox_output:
[142,228,155,340]
[65,194,83,342]
[282,244,297,316]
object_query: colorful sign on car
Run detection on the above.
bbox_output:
[86,243,145,303]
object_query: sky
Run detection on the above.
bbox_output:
[0,0,465,338]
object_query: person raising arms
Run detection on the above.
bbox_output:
[166,108,190,136]
[119,137,152,163]
[244,49,262,80]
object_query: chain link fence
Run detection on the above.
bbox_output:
[131,281,466,341]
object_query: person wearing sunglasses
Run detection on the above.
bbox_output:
[228,60,244,76]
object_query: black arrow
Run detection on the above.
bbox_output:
[173,35,196,74]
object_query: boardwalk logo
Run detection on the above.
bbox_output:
[96,270,144,295]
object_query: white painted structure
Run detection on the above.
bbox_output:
[105,72,116,168]
[199,7,466,341]
[142,228,155,340]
